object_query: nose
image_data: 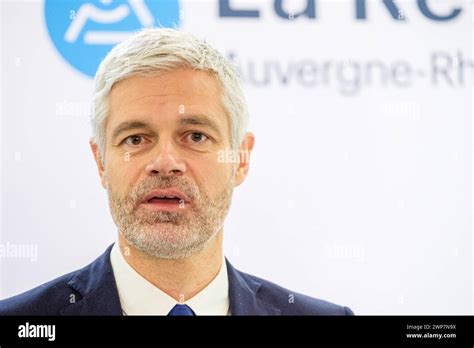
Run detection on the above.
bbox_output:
[145,141,186,177]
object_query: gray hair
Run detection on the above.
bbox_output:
[91,28,249,162]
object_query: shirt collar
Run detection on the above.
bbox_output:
[110,242,229,315]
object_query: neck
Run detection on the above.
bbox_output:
[117,231,224,302]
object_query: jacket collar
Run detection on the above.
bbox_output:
[60,243,281,315]
[226,259,281,315]
[59,244,122,315]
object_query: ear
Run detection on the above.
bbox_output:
[89,139,107,189]
[233,132,255,187]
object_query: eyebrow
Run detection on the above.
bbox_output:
[179,115,222,137]
[111,121,154,142]
[111,115,223,143]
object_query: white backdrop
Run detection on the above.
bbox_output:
[0,0,472,314]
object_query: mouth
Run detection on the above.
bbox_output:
[139,188,191,212]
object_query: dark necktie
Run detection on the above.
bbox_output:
[167,304,196,316]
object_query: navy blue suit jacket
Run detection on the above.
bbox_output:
[0,244,354,315]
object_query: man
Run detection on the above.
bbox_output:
[0,28,353,316]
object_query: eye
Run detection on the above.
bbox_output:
[186,132,209,144]
[123,135,146,146]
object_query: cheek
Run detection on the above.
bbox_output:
[191,156,234,193]
[105,153,143,193]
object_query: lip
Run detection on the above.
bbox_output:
[141,188,191,204]
[139,188,191,212]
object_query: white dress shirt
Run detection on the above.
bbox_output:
[110,242,230,315]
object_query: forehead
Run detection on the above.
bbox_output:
[107,68,229,135]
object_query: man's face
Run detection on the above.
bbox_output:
[91,68,253,259]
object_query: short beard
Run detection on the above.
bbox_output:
[106,174,233,260]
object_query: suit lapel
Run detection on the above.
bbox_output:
[59,245,280,315]
[59,244,123,315]
[226,258,281,315]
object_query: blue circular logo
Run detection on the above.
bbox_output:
[44,0,180,78]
